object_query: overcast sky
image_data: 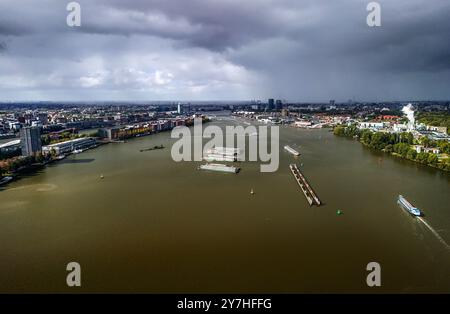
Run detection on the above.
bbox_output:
[0,0,449,102]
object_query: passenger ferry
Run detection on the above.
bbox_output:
[398,195,422,216]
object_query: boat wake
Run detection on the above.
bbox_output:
[417,217,450,250]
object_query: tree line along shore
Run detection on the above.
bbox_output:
[333,124,450,172]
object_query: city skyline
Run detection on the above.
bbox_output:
[1,0,450,102]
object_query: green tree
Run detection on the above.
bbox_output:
[406,149,417,160]
[427,154,438,166]
[333,126,345,136]
[420,136,430,148]
[360,130,372,145]
[416,152,429,164]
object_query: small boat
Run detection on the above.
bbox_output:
[100,174,104,179]
[250,188,254,195]
[0,176,13,186]
[140,145,165,152]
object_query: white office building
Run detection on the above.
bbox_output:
[42,137,97,155]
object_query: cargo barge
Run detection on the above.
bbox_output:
[284,145,300,156]
[204,147,242,162]
[199,163,240,174]
[289,164,321,206]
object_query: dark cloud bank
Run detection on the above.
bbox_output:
[0,0,449,101]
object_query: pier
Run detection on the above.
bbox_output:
[289,164,321,206]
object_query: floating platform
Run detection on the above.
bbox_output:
[203,154,238,162]
[199,163,240,174]
[204,147,242,162]
[289,164,321,206]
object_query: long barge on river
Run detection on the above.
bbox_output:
[199,163,240,174]
[289,164,321,206]
[284,145,300,156]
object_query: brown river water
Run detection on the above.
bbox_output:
[1,116,449,292]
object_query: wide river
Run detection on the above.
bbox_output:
[1,116,449,292]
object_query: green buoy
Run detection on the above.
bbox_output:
[337,210,343,215]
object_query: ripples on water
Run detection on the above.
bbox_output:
[7,183,58,193]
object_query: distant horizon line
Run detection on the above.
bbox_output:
[1,99,449,105]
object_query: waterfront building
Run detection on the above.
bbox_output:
[358,122,385,131]
[99,124,153,141]
[418,130,450,142]
[393,123,408,132]
[413,145,440,154]
[0,139,21,154]
[42,137,97,155]
[20,126,42,157]
[294,121,312,128]
[426,125,447,134]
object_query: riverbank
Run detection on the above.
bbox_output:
[0,119,207,189]
[0,141,109,189]
[333,125,450,172]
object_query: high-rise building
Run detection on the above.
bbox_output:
[275,99,283,110]
[267,98,275,110]
[20,127,42,157]
[177,103,183,114]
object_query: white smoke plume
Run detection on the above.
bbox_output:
[402,103,415,128]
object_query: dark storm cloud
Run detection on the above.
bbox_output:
[0,0,450,101]
[0,20,31,36]
[0,41,6,53]
[78,0,290,51]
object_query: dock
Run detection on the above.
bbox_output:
[289,164,321,206]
